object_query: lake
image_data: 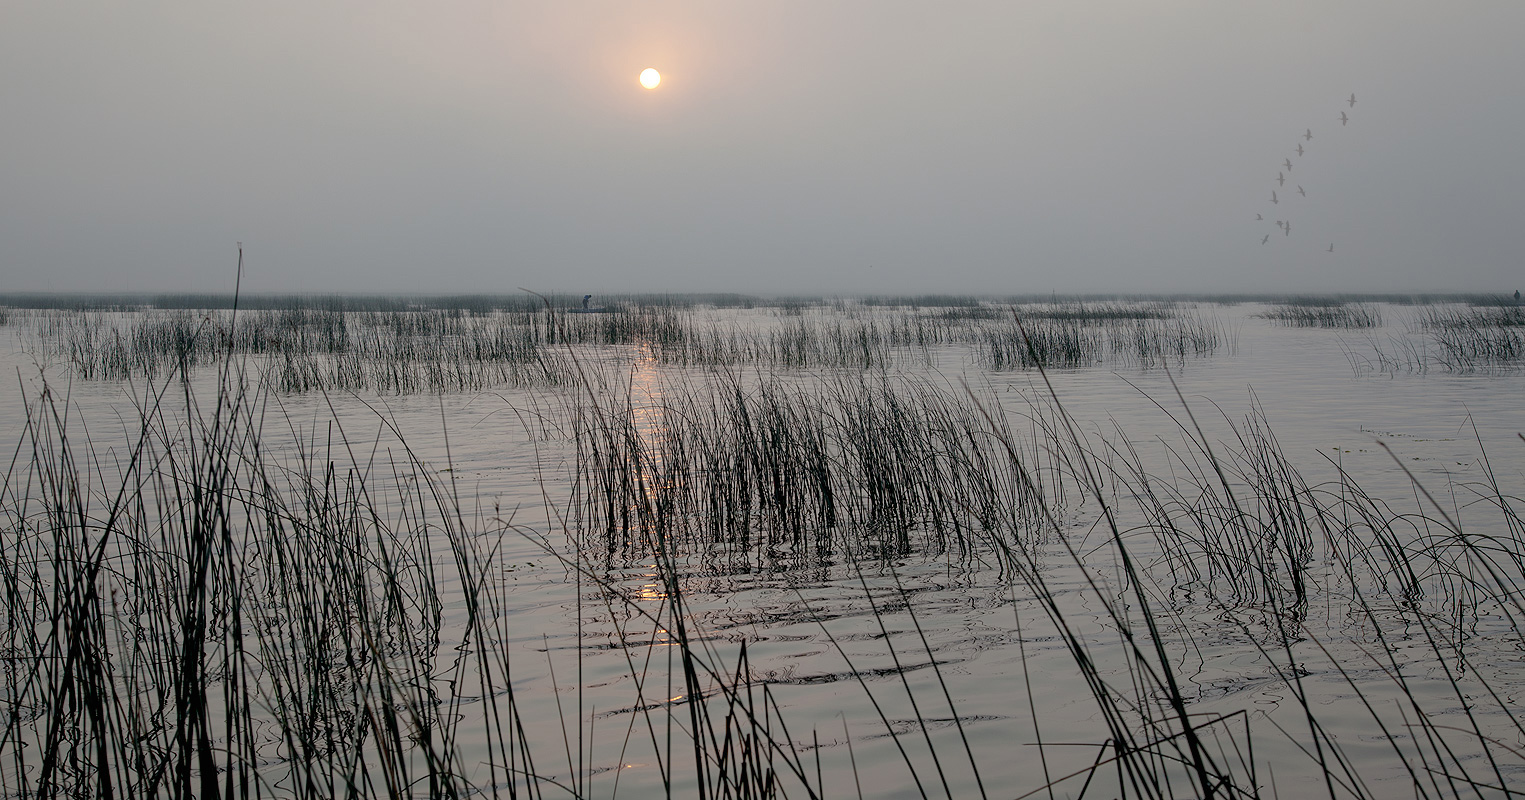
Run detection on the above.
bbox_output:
[2,297,1521,798]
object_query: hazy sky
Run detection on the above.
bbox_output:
[3,2,1523,295]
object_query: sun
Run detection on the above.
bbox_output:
[639,68,661,90]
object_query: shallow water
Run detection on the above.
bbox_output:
[2,301,1522,798]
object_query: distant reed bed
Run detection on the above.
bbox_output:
[1260,302,1382,328]
[22,300,1234,392]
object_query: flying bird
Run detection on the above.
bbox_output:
[1304,129,1313,141]
[1262,235,1270,245]
[1276,220,1285,229]
[1328,243,1335,252]
[1348,93,1357,108]
[1297,185,1306,197]
[1256,213,1263,220]
[1277,172,1286,186]
[1283,158,1293,170]
[1296,143,1305,156]
[1285,220,1292,236]
[1339,111,1350,126]
[1271,190,1279,204]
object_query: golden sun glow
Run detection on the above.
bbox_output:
[639,68,661,89]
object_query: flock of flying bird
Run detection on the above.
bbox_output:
[1255,93,1356,253]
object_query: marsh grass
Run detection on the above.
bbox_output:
[1344,305,1525,372]
[563,348,1525,797]
[0,362,532,797]
[980,312,1224,369]
[1416,306,1525,368]
[27,300,1228,390]
[1015,301,1178,321]
[3,296,1524,798]
[0,359,841,798]
[26,307,604,391]
[570,371,1060,570]
[1260,303,1382,328]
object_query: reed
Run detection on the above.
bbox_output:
[1260,303,1382,328]
[23,300,1238,392]
[979,312,1224,369]
[25,308,591,391]
[0,362,838,798]
[560,356,1524,797]
[1340,304,1525,373]
[569,371,1060,568]
[3,298,1523,798]
[1412,305,1525,369]
[1014,301,1178,321]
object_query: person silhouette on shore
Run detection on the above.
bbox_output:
[583,294,592,309]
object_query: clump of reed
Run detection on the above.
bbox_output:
[987,400,1525,798]
[1015,301,1178,322]
[982,318,1104,369]
[1338,303,1525,373]
[645,317,911,370]
[1339,332,1433,374]
[1428,325,1525,369]
[570,372,1060,569]
[0,292,550,314]
[24,299,1235,391]
[1405,305,1525,369]
[1464,306,1525,327]
[4,347,1524,797]
[1261,302,1383,328]
[564,359,1525,797]
[857,294,985,309]
[27,307,594,391]
[30,305,932,388]
[978,311,1225,369]
[1107,313,1226,364]
[1,369,498,796]
[0,361,835,798]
